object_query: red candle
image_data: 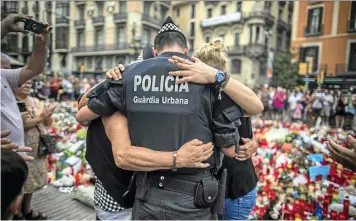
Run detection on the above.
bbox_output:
[343,196,350,218]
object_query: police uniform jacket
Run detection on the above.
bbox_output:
[87,51,243,173]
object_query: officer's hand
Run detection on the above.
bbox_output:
[168,56,217,84]
[176,139,214,169]
[235,138,258,161]
[326,136,356,172]
[106,64,125,81]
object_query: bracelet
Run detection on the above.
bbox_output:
[172,151,177,171]
[221,74,230,90]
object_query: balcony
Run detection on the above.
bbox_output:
[113,12,128,23]
[55,42,69,51]
[75,1,86,5]
[304,25,323,37]
[71,44,129,53]
[335,63,356,76]
[141,14,161,30]
[288,2,294,11]
[92,16,105,26]
[74,19,85,28]
[160,1,171,8]
[201,12,242,29]
[348,20,356,33]
[277,18,291,30]
[245,43,266,58]
[56,17,70,25]
[227,45,245,56]
[245,11,275,26]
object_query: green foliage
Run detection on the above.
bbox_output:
[271,52,302,89]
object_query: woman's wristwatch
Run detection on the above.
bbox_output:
[215,70,230,100]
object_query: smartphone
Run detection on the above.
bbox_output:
[17,102,27,112]
[24,19,44,34]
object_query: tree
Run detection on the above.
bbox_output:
[271,52,302,89]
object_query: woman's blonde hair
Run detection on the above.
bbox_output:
[195,39,228,71]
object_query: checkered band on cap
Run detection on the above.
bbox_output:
[158,23,182,34]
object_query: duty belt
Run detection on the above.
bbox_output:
[149,170,212,195]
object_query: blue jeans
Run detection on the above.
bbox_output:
[224,188,257,220]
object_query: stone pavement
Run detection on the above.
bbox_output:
[32,185,95,220]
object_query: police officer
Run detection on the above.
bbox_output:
[87,17,243,220]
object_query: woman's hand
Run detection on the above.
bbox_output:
[327,136,356,172]
[168,56,217,84]
[40,105,55,119]
[235,138,258,161]
[106,64,125,81]
[176,139,214,168]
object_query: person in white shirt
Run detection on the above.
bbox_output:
[321,89,334,126]
[288,89,301,121]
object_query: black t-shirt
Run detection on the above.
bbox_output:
[220,117,258,199]
[85,115,133,207]
[87,52,243,174]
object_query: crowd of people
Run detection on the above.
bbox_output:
[257,86,356,130]
[1,13,356,221]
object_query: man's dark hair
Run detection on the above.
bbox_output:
[1,149,29,220]
[154,32,187,51]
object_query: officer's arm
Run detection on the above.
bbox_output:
[212,93,243,158]
[102,112,178,171]
[76,106,99,125]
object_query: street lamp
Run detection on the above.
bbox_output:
[264,28,273,87]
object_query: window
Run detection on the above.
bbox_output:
[348,43,356,71]
[234,32,240,46]
[95,56,103,71]
[176,8,180,17]
[190,22,195,36]
[96,2,104,16]
[144,1,150,15]
[249,25,253,43]
[221,5,226,15]
[306,7,323,35]
[255,26,260,43]
[278,8,283,19]
[277,30,283,50]
[55,27,68,49]
[300,46,319,72]
[116,26,125,46]
[56,2,69,17]
[207,8,212,18]
[285,32,291,51]
[189,40,194,53]
[142,28,151,44]
[236,1,242,12]
[205,36,210,43]
[95,27,104,46]
[191,4,195,18]
[231,59,242,74]
[288,11,292,24]
[7,34,18,51]
[350,2,356,31]
[5,1,18,12]
[106,56,113,69]
[265,2,272,13]
[77,29,85,48]
[220,34,225,41]
[119,1,127,12]
[22,35,29,51]
[78,6,85,20]
[86,57,92,69]
[116,56,125,66]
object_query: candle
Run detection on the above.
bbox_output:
[343,196,350,219]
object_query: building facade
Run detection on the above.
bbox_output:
[1,0,170,75]
[291,1,356,79]
[170,1,293,86]
[69,0,170,75]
